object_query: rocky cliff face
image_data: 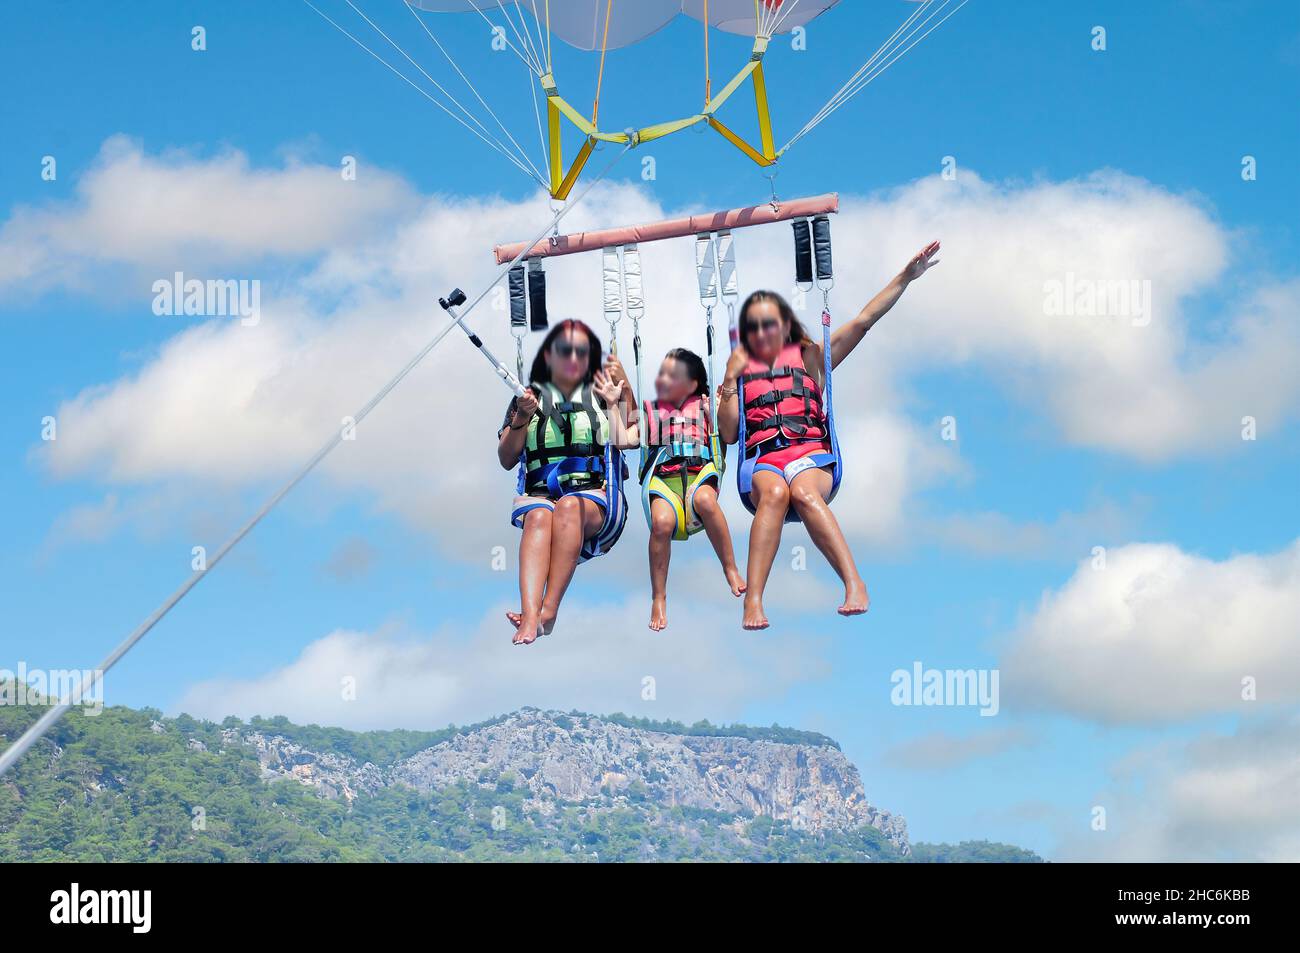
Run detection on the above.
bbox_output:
[396,710,907,850]
[222,728,387,802]
[231,709,908,854]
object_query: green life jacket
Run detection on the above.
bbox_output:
[522,380,610,494]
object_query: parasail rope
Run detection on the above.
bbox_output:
[812,0,969,131]
[459,0,544,73]
[779,0,969,157]
[518,1,551,173]
[0,140,636,780]
[511,0,547,77]
[303,0,546,187]
[405,2,547,184]
[703,0,712,106]
[488,0,545,74]
[524,0,549,63]
[787,0,931,142]
[767,0,807,37]
[786,0,934,140]
[593,0,613,121]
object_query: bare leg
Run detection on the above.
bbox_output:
[512,508,553,644]
[789,467,869,616]
[692,481,744,596]
[538,494,605,634]
[744,470,790,630]
[648,497,676,631]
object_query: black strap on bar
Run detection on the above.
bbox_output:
[527,260,548,331]
[508,265,527,330]
[813,215,833,282]
[792,218,813,287]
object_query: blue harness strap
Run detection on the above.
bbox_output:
[512,445,627,563]
[736,309,842,523]
[583,442,627,561]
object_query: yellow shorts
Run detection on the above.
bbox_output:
[641,449,721,541]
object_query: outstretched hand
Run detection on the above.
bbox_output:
[593,368,622,406]
[904,241,941,282]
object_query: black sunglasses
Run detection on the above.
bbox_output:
[747,317,783,334]
[552,340,591,360]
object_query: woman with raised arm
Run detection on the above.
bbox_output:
[498,319,638,645]
[717,242,940,630]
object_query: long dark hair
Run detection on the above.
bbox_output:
[663,348,709,399]
[738,290,814,350]
[528,319,603,386]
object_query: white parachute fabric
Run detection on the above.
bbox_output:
[408,0,843,51]
[681,0,842,39]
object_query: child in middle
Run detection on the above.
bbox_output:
[640,348,745,631]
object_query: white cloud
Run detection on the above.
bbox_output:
[883,727,1039,772]
[320,536,379,583]
[1056,716,1300,861]
[1001,540,1300,724]
[924,499,1141,561]
[0,135,416,295]
[836,172,1300,459]
[36,493,123,562]
[174,596,833,730]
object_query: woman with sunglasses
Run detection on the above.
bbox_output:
[498,319,638,645]
[718,242,940,630]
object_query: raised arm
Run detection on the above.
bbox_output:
[593,368,640,450]
[716,346,749,445]
[829,241,939,370]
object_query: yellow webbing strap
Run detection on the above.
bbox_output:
[637,113,707,144]
[554,137,596,201]
[547,96,563,194]
[704,59,759,116]
[540,36,775,197]
[708,116,773,167]
[751,62,776,161]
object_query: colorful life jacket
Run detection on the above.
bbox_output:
[740,342,826,452]
[643,393,712,466]
[522,380,609,494]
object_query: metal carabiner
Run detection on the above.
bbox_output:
[762,167,781,215]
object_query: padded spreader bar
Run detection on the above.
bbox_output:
[494,193,839,264]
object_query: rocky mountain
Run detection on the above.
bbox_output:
[391,710,908,850]
[1,701,1041,861]
[232,709,907,853]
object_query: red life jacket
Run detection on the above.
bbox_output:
[644,393,711,462]
[741,342,826,451]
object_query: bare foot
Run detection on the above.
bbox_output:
[742,595,769,630]
[839,580,870,616]
[512,610,544,645]
[506,610,522,629]
[539,607,557,637]
[724,565,747,597]
[649,596,667,631]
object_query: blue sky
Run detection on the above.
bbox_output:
[3,1,1300,860]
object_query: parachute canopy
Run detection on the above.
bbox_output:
[409,1,842,51]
